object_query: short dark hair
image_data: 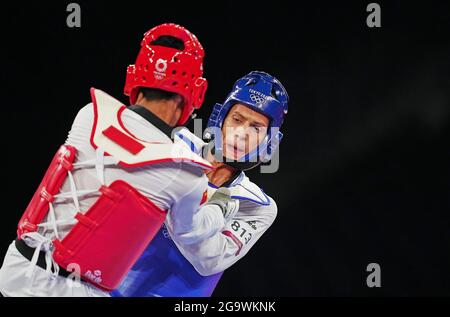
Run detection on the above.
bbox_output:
[138,35,185,103]
[150,35,185,51]
[139,87,179,101]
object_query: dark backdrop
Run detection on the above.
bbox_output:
[0,1,449,296]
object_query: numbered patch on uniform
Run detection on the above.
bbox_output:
[222,220,255,255]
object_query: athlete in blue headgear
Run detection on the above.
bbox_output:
[112,71,289,297]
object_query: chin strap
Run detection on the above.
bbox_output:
[207,141,261,172]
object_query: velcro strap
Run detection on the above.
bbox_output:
[102,125,145,155]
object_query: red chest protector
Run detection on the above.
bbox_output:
[17,88,212,291]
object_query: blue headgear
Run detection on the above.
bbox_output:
[204,71,289,170]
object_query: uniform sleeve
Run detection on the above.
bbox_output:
[65,103,95,147]
[165,171,226,246]
[171,197,278,276]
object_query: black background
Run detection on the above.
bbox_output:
[0,1,449,296]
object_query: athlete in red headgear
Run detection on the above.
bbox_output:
[124,23,207,125]
[0,23,220,297]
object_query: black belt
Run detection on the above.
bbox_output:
[15,238,73,279]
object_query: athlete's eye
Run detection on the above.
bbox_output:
[232,116,242,123]
[251,125,262,133]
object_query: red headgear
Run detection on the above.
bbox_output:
[124,23,208,125]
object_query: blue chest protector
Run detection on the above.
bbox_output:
[110,224,223,297]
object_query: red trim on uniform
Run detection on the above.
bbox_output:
[89,88,99,151]
[102,125,145,155]
[89,88,112,157]
[200,190,208,205]
[117,106,141,141]
[222,230,243,256]
[117,106,165,145]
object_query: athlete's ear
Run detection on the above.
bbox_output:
[135,91,145,105]
[174,94,184,108]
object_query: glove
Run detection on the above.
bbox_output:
[205,187,239,221]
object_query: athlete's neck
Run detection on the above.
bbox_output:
[135,93,183,127]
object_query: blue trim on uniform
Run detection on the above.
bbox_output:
[208,174,271,206]
[208,182,220,189]
[233,184,271,206]
[176,132,200,153]
[233,173,245,186]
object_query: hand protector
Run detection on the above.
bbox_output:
[205,187,239,221]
